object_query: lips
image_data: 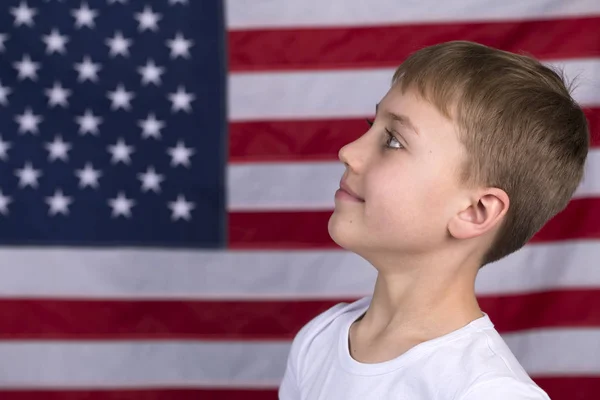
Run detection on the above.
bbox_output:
[339,179,365,202]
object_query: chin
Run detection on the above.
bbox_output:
[328,218,384,267]
[327,212,365,251]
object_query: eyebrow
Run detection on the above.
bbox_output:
[375,103,420,136]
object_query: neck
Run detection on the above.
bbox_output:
[358,253,483,340]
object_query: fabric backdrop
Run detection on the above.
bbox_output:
[0,0,598,399]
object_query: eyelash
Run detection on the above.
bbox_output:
[365,119,404,150]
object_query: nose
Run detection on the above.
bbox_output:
[338,134,367,174]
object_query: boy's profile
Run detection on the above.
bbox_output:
[279,41,589,399]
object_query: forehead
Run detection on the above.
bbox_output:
[379,86,457,139]
[380,86,467,166]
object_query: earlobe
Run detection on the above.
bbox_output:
[448,188,509,240]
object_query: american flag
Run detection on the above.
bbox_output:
[0,0,598,399]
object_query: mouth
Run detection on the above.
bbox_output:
[336,180,365,202]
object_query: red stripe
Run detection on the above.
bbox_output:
[1,380,599,400]
[531,198,600,243]
[478,289,600,332]
[534,377,600,400]
[229,118,365,163]
[229,17,600,72]
[1,289,599,339]
[229,108,600,162]
[0,298,343,340]
[228,198,600,249]
[588,107,600,147]
[229,210,334,249]
[0,389,276,400]
[0,380,597,400]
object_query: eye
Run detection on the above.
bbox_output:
[385,129,404,149]
[366,119,403,149]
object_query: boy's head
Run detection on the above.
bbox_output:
[328,40,589,268]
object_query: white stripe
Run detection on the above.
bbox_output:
[0,329,599,387]
[0,241,598,299]
[0,247,373,299]
[578,150,600,198]
[229,58,600,121]
[228,161,343,210]
[477,241,600,295]
[0,341,287,388]
[502,329,600,375]
[227,149,600,211]
[226,0,600,29]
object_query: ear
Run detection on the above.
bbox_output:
[448,188,510,240]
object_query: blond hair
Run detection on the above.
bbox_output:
[392,41,589,266]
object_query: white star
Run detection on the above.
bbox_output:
[167,141,195,167]
[168,86,195,113]
[107,84,134,110]
[0,190,11,215]
[45,82,71,107]
[75,163,102,188]
[138,113,164,139]
[166,32,193,59]
[71,2,98,29]
[45,135,71,162]
[0,81,12,106]
[13,54,40,81]
[137,60,164,86]
[0,136,12,160]
[10,2,37,27]
[45,189,73,216]
[169,0,189,4]
[75,109,102,135]
[168,195,195,221]
[105,31,132,57]
[15,108,42,134]
[138,166,164,193]
[0,34,8,52]
[74,56,101,82]
[135,6,161,32]
[107,138,135,164]
[42,29,68,54]
[108,192,135,218]
[15,162,42,188]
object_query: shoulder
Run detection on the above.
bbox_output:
[287,296,370,362]
[453,321,550,399]
[291,296,370,347]
[279,297,370,396]
[460,377,551,400]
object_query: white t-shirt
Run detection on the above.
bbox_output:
[279,296,551,400]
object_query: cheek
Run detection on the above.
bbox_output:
[363,166,453,235]
[363,169,414,232]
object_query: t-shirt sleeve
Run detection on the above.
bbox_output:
[278,301,352,399]
[277,309,321,400]
[278,346,301,400]
[460,378,551,400]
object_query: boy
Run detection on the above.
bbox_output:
[278,41,589,399]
